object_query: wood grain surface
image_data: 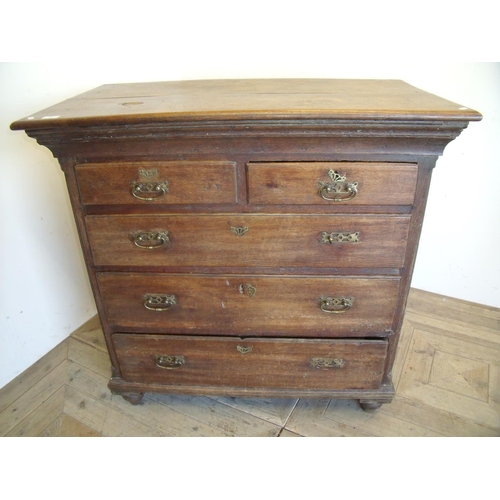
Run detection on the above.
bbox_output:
[1,289,497,436]
[113,334,387,390]
[86,214,410,268]
[247,162,418,205]
[97,273,400,336]
[76,161,237,205]
[10,79,482,130]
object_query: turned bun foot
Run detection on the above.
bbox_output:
[359,400,383,412]
[121,392,144,405]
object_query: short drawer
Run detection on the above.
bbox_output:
[247,162,418,205]
[86,214,410,268]
[113,334,388,390]
[75,161,237,205]
[97,273,400,336]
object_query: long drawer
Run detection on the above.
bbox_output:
[247,162,418,205]
[97,274,400,336]
[76,161,238,205]
[86,214,410,268]
[113,334,388,390]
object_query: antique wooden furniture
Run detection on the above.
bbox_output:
[11,79,481,411]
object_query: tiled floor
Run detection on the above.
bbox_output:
[1,288,499,436]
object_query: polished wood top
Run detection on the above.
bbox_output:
[11,79,482,130]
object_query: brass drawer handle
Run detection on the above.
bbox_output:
[319,296,353,314]
[155,355,185,369]
[310,357,345,369]
[143,294,177,311]
[131,230,170,249]
[318,169,358,202]
[131,180,169,201]
[321,231,359,244]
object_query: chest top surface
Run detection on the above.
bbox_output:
[10,79,482,131]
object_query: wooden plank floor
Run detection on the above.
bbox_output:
[1,288,499,437]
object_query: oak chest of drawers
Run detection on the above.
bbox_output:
[12,79,481,411]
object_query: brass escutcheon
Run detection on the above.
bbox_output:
[237,345,253,354]
[239,283,257,297]
[139,167,158,180]
[231,226,248,236]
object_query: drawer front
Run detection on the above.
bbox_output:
[97,274,400,336]
[76,161,237,205]
[86,214,410,268]
[247,162,418,205]
[113,334,388,390]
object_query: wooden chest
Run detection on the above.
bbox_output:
[11,79,481,411]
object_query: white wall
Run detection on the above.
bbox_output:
[1,58,499,388]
